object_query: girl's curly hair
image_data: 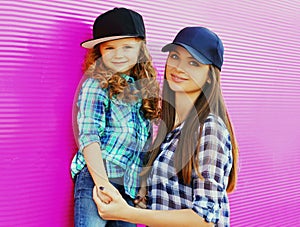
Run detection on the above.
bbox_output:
[82,39,160,120]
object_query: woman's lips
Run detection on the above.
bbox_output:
[170,73,187,83]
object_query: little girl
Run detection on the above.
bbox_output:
[70,7,160,227]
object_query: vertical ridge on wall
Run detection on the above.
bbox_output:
[0,0,300,226]
[0,1,87,226]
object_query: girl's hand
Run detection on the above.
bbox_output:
[95,189,111,204]
[133,186,147,209]
[94,182,117,204]
[93,185,129,220]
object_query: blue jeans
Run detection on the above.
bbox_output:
[74,166,136,227]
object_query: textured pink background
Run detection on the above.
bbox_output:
[0,1,299,226]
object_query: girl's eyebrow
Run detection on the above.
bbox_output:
[102,42,136,47]
[101,43,113,47]
[122,42,139,45]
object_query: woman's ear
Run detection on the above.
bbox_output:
[207,70,212,84]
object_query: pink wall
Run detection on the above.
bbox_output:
[0,0,299,226]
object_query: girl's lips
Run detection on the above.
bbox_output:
[170,73,187,83]
[112,61,128,65]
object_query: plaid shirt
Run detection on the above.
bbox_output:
[147,114,232,226]
[71,76,151,198]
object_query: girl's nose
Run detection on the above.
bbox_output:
[114,47,124,58]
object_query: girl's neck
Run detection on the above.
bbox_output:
[174,92,199,128]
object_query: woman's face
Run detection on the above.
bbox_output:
[166,45,210,97]
[100,37,142,74]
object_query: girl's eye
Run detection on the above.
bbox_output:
[189,60,200,67]
[124,45,133,49]
[105,47,114,50]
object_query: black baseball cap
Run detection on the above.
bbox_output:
[81,7,146,49]
[162,27,224,71]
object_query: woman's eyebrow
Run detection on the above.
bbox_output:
[187,56,197,60]
[170,49,180,55]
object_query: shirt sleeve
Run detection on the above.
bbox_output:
[77,77,109,152]
[192,115,232,223]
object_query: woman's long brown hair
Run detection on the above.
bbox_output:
[82,39,160,120]
[143,65,238,193]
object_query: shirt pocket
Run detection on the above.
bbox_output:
[109,97,135,129]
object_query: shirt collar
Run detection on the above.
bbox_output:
[165,122,184,141]
[120,74,135,83]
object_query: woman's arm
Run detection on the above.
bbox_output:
[93,186,213,227]
[191,115,232,223]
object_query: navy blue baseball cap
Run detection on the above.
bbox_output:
[162,27,224,71]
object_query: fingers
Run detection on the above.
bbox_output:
[134,200,147,209]
[105,183,121,195]
[97,188,112,204]
[93,187,109,219]
[93,186,103,205]
[134,195,147,209]
[96,184,120,205]
[99,184,120,199]
[133,186,147,209]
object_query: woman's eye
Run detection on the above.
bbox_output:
[170,53,179,59]
[189,60,200,67]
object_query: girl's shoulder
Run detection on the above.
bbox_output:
[78,77,110,106]
[81,77,102,88]
[81,77,108,95]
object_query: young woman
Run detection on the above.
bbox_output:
[70,7,160,226]
[92,26,239,227]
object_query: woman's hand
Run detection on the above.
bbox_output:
[93,185,130,220]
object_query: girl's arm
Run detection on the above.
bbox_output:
[77,78,117,202]
[83,142,108,184]
[84,142,118,203]
[93,186,213,227]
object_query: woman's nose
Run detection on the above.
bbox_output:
[174,61,186,73]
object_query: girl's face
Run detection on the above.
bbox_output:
[166,45,210,97]
[100,37,142,74]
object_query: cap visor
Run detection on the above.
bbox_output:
[81,35,137,48]
[161,42,211,65]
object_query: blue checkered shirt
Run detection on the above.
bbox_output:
[147,114,232,226]
[71,76,151,198]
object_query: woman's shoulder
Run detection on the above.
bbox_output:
[205,113,227,128]
[203,113,229,138]
[202,113,231,152]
